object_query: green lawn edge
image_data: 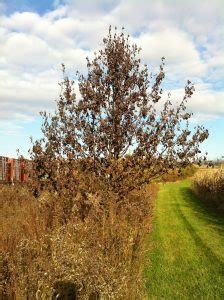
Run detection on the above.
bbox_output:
[145,179,224,299]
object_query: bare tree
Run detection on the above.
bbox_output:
[30,26,208,198]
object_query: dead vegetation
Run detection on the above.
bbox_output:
[156,165,198,183]
[1,183,157,299]
[193,169,224,211]
[1,26,209,299]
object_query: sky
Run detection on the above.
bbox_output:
[0,0,223,159]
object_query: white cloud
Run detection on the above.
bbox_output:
[0,69,60,118]
[2,11,41,31]
[169,85,224,119]
[191,88,224,118]
[134,27,207,82]
[0,0,223,135]
[0,120,25,136]
[1,33,58,69]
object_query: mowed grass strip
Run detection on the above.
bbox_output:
[146,179,224,299]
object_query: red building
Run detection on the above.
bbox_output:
[0,156,30,183]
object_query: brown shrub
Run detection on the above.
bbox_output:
[192,169,224,211]
[154,165,198,183]
[1,26,208,299]
[30,27,208,200]
[1,183,157,299]
[0,184,48,297]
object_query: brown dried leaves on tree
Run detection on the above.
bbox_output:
[30,27,209,199]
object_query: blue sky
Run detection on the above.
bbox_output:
[0,0,224,159]
[1,0,55,15]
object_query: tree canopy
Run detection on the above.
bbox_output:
[31,27,208,197]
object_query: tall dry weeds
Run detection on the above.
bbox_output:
[193,169,224,211]
[1,183,157,299]
[1,26,209,299]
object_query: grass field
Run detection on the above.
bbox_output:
[146,179,224,299]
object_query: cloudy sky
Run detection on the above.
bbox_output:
[0,0,223,159]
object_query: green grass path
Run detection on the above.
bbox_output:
[146,179,224,299]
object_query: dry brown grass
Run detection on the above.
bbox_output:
[154,165,198,183]
[0,184,48,298]
[0,183,157,299]
[192,169,224,211]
